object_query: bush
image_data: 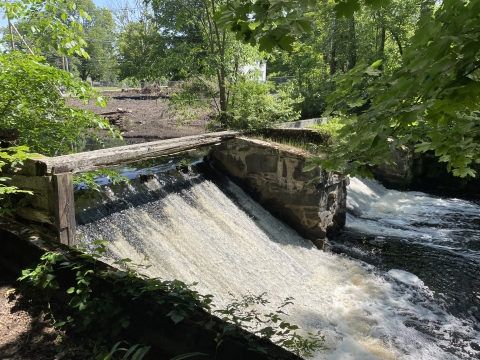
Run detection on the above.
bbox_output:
[311,117,344,142]
[225,79,302,130]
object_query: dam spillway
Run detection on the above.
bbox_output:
[75,154,480,359]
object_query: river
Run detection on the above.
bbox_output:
[75,154,480,359]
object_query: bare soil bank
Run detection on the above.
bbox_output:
[66,90,211,143]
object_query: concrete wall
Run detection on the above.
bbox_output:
[209,137,347,246]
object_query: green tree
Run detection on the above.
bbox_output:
[117,20,167,81]
[220,0,480,177]
[1,0,89,57]
[146,0,301,129]
[0,0,116,214]
[0,53,113,156]
[0,0,112,157]
[2,0,118,81]
[70,1,118,81]
[320,0,480,178]
[148,0,232,121]
[267,0,420,118]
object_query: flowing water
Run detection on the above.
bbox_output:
[75,155,480,359]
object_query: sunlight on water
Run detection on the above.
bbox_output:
[76,170,480,359]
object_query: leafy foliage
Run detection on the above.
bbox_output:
[102,341,151,360]
[2,0,117,81]
[322,0,480,178]
[216,293,327,357]
[166,77,220,125]
[215,0,392,52]
[18,241,214,346]
[0,146,37,215]
[311,117,344,143]
[266,0,421,118]
[117,21,166,81]
[224,79,302,130]
[1,0,90,57]
[167,76,301,130]
[0,52,117,156]
[62,0,118,81]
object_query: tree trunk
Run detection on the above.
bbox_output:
[329,16,337,75]
[347,16,357,70]
[377,16,386,70]
[379,24,386,56]
[390,30,403,56]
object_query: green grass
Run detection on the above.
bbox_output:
[250,135,321,153]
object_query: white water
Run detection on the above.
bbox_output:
[346,177,480,255]
[77,172,480,359]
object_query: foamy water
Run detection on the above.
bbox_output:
[346,177,480,254]
[76,166,480,359]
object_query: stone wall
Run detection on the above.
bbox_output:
[209,137,347,246]
[369,143,414,189]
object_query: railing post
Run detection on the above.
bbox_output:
[50,166,76,246]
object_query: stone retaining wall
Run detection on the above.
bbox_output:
[209,137,347,246]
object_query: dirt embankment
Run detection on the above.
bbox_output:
[66,88,212,143]
[0,267,93,360]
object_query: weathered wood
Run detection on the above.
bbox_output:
[16,208,55,225]
[6,175,52,191]
[27,131,238,176]
[10,131,239,245]
[51,173,76,246]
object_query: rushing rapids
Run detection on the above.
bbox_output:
[75,155,480,359]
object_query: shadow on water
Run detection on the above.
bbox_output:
[331,231,480,323]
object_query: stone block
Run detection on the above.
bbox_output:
[245,153,278,173]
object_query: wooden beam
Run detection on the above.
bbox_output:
[51,172,76,246]
[28,131,238,176]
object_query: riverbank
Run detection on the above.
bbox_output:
[0,266,93,359]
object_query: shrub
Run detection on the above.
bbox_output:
[225,79,302,130]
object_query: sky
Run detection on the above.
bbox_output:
[0,0,138,31]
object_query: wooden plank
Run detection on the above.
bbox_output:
[16,208,55,225]
[51,172,76,246]
[28,131,238,175]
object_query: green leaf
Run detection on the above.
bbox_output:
[170,352,208,360]
[371,59,383,68]
[171,314,184,324]
[248,21,261,30]
[334,0,361,18]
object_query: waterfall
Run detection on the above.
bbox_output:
[76,158,480,359]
